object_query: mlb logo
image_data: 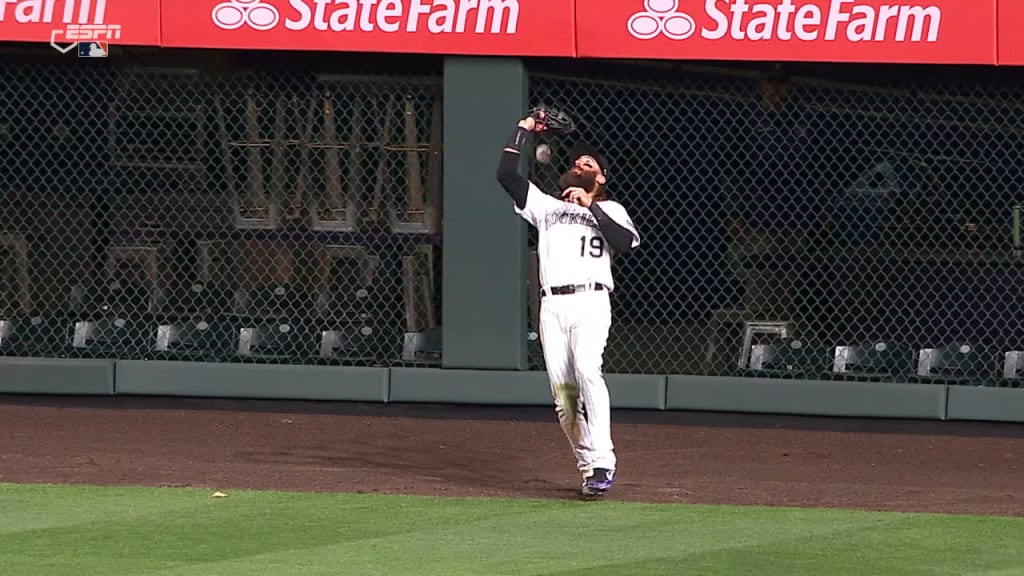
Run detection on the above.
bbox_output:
[78,42,108,58]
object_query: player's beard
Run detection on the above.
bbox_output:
[558,169,598,194]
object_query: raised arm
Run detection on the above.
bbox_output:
[495,116,539,211]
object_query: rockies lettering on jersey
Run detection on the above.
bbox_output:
[544,209,599,230]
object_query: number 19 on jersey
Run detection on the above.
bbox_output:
[580,235,605,258]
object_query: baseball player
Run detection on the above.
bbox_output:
[495,111,640,498]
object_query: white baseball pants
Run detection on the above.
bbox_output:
[538,288,616,472]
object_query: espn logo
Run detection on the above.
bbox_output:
[51,23,121,54]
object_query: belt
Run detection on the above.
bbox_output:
[542,283,607,297]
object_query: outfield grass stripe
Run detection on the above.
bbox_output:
[1,488,560,576]
[588,512,1024,576]
[0,483,220,535]
[2,485,1022,576]
[131,499,900,576]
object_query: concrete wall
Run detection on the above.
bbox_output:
[7,357,1024,423]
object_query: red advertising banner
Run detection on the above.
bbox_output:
[998,0,1024,65]
[160,0,574,57]
[0,0,161,48]
[577,0,997,65]
[0,0,1014,65]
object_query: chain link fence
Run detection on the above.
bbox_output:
[5,49,1024,387]
[0,51,443,367]
[528,60,1024,387]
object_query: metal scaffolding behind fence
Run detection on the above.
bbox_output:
[0,58,443,366]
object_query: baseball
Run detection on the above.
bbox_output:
[535,143,552,164]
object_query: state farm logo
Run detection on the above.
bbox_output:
[213,0,280,31]
[209,0,519,34]
[628,0,696,40]
[628,0,943,43]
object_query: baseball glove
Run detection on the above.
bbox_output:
[527,106,575,135]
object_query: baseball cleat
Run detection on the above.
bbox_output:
[581,468,615,498]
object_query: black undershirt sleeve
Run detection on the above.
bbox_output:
[495,126,531,210]
[589,203,635,255]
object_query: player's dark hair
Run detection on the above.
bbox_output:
[569,142,610,181]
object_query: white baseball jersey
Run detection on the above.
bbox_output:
[515,182,640,292]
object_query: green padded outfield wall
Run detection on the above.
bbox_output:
[441,57,530,370]
[0,358,114,395]
[115,361,389,403]
[14,358,1024,422]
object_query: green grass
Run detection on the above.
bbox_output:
[2,483,1022,576]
